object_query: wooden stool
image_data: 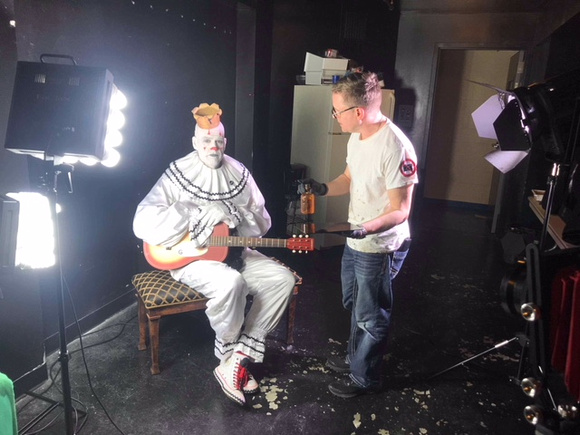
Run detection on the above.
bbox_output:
[133,259,302,375]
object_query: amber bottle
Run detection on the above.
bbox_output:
[300,184,316,215]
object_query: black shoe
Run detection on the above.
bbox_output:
[326,355,350,373]
[328,378,380,398]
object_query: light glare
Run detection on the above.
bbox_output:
[107,109,126,130]
[110,86,127,110]
[101,148,121,167]
[6,192,56,269]
[100,85,127,167]
[62,155,80,165]
[80,157,98,166]
[104,129,123,148]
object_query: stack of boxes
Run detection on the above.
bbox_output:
[303,52,349,85]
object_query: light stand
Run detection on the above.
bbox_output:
[430,74,580,382]
[518,101,580,435]
[539,163,563,252]
[18,161,87,435]
[468,81,580,434]
[4,55,126,434]
[49,162,76,435]
[539,98,580,251]
[428,333,529,381]
[429,103,579,387]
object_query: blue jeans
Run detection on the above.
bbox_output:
[341,242,409,388]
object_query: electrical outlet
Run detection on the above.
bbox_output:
[398,104,413,127]
[399,105,413,121]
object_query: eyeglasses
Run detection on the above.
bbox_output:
[331,106,358,119]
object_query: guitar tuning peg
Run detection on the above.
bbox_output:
[292,234,297,238]
[292,249,296,253]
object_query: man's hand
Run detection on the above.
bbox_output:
[297,178,328,196]
[348,227,368,239]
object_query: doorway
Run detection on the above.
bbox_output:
[423,49,520,206]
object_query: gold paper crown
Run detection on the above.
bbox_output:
[191,103,222,130]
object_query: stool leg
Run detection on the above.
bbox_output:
[286,286,298,345]
[148,314,161,375]
[137,297,148,351]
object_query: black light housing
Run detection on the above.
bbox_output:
[4,59,114,161]
[490,69,580,163]
[493,97,531,152]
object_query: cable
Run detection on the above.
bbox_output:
[20,279,134,434]
[69,314,137,355]
[63,276,127,435]
[23,409,64,435]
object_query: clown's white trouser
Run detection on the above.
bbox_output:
[171,248,296,363]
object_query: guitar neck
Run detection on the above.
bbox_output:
[209,235,287,249]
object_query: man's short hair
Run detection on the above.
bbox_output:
[332,72,381,109]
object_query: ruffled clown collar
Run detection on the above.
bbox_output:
[165,151,250,202]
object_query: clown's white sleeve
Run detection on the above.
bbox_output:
[133,174,193,247]
[233,176,271,237]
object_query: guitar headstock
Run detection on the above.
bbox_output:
[287,235,315,253]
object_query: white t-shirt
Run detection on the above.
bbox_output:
[346,119,419,253]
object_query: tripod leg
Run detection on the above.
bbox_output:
[429,336,519,379]
[514,331,530,384]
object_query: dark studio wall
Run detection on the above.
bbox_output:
[395,0,580,234]
[0,0,402,390]
[1,0,579,376]
[499,6,580,233]
[0,0,238,355]
[522,11,580,224]
[0,1,47,395]
[266,0,400,235]
[0,1,27,193]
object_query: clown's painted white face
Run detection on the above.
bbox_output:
[193,133,227,169]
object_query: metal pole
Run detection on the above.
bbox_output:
[50,164,75,435]
[428,336,519,379]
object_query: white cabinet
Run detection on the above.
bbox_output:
[289,85,395,248]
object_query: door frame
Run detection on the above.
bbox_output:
[422,44,527,209]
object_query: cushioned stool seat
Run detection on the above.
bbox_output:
[133,269,208,374]
[133,260,302,375]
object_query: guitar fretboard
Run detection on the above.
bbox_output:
[209,236,288,248]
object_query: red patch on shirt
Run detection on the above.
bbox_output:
[400,159,417,177]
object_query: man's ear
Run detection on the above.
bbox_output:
[192,136,199,151]
[223,137,227,151]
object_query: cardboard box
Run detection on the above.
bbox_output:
[305,71,323,85]
[304,52,348,85]
[304,52,349,72]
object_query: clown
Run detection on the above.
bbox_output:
[133,104,295,406]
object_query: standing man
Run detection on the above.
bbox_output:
[133,103,296,406]
[299,72,418,398]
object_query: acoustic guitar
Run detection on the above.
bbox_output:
[143,222,314,270]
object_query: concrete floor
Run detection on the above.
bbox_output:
[15,199,560,434]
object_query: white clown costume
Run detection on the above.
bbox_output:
[133,104,295,405]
